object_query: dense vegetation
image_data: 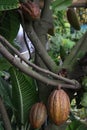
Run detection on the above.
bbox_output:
[0,0,87,130]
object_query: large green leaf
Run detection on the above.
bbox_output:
[52,0,72,10]
[0,11,20,43]
[10,67,38,126]
[0,0,20,11]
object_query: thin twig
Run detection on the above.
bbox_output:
[0,42,80,89]
[0,35,79,86]
[0,97,12,130]
[23,31,31,59]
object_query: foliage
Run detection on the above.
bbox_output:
[0,11,20,44]
[66,119,87,130]
[52,0,72,11]
[81,92,87,107]
[49,6,87,65]
[49,1,87,129]
[0,67,38,130]
[0,57,11,71]
[0,0,87,130]
[0,0,20,11]
[0,1,39,129]
[82,76,87,91]
[49,33,75,64]
[0,77,12,108]
[10,68,38,126]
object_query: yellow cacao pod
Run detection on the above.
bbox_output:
[48,89,70,125]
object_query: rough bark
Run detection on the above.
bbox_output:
[32,0,55,103]
[25,22,58,72]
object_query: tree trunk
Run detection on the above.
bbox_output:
[33,12,54,103]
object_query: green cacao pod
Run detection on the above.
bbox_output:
[29,102,47,128]
[48,89,70,125]
[67,8,80,30]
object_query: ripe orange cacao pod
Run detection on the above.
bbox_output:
[29,102,47,128]
[48,89,70,125]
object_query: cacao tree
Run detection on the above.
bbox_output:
[0,0,87,130]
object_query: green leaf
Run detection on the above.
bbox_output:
[60,45,66,61]
[0,0,20,11]
[66,119,87,130]
[77,124,87,130]
[52,0,72,10]
[10,67,38,125]
[0,11,20,43]
[81,92,87,107]
[62,32,87,72]
[0,57,12,71]
[0,77,13,108]
[82,76,87,91]
[66,120,82,130]
[0,124,4,130]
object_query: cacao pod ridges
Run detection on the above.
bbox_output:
[48,89,70,126]
[29,102,47,129]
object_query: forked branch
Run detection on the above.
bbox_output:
[0,35,80,87]
[0,40,80,89]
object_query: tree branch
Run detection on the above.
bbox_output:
[0,42,80,89]
[62,31,87,72]
[41,0,51,19]
[0,97,12,130]
[0,35,79,86]
[25,22,58,72]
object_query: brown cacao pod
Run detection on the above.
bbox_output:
[20,1,40,21]
[48,89,70,125]
[67,8,80,30]
[29,102,47,128]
